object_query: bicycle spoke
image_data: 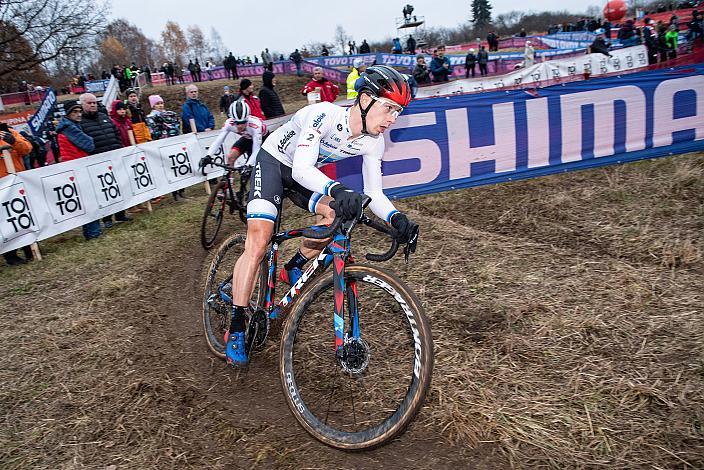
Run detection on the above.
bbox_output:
[323,369,339,426]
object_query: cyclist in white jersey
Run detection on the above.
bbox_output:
[209,100,266,169]
[224,65,419,367]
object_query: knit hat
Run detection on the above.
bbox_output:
[115,101,127,111]
[148,94,163,108]
[63,100,82,114]
[353,58,364,68]
[223,85,230,91]
[239,78,252,90]
[126,88,138,97]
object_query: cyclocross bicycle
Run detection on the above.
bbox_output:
[200,160,250,249]
[202,197,433,450]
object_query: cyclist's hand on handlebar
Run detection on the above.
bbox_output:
[330,185,363,221]
[199,155,213,168]
[390,212,419,246]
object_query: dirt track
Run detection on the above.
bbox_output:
[1,153,703,468]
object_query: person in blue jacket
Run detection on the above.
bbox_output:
[181,84,214,133]
[430,45,453,82]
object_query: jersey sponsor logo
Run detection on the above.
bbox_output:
[253,162,262,198]
[277,130,296,153]
[312,112,326,128]
[337,124,343,131]
[337,147,359,156]
[248,122,259,129]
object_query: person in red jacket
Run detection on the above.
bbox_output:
[55,100,101,240]
[301,67,340,103]
[238,79,265,119]
[109,100,133,146]
[56,100,95,162]
[103,100,132,227]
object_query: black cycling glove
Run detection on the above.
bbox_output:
[199,155,213,168]
[330,184,363,221]
[390,212,419,245]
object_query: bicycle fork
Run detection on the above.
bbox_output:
[329,235,366,375]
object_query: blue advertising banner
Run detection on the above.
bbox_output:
[28,87,56,136]
[84,79,111,93]
[336,63,704,199]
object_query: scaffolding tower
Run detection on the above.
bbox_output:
[395,15,427,51]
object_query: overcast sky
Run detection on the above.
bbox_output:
[111,0,596,58]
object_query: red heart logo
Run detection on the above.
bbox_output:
[19,189,25,195]
[140,156,145,161]
[108,166,113,170]
[69,176,75,181]
[181,147,186,151]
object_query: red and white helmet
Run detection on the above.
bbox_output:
[358,65,412,107]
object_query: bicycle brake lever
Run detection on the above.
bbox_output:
[403,226,419,264]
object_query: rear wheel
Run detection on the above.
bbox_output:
[202,233,266,358]
[200,180,228,250]
[279,264,433,450]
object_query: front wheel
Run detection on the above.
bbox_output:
[200,180,228,250]
[279,264,433,450]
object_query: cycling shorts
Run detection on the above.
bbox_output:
[246,149,325,223]
[232,131,269,156]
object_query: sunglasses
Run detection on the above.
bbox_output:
[371,96,403,118]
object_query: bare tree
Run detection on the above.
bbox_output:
[161,21,188,64]
[209,27,226,61]
[98,36,129,71]
[495,11,526,31]
[302,42,330,56]
[187,25,209,61]
[101,19,161,69]
[0,0,109,80]
[584,5,601,18]
[334,25,350,55]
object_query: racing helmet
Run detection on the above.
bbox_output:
[357,65,412,107]
[228,100,250,123]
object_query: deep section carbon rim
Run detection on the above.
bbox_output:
[280,265,433,449]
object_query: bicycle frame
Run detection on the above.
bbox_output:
[216,224,360,352]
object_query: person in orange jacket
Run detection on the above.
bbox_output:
[0,124,34,265]
[0,124,32,178]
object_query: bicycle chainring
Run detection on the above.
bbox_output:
[338,337,370,376]
[247,308,270,352]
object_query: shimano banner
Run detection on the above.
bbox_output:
[27,88,57,136]
[335,63,704,199]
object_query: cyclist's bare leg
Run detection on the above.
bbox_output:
[227,148,241,167]
[300,196,335,259]
[232,219,273,306]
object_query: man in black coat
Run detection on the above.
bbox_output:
[359,39,371,54]
[79,93,130,226]
[259,70,286,119]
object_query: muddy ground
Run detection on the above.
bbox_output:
[1,153,703,469]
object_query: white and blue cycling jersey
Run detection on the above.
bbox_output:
[260,101,398,222]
